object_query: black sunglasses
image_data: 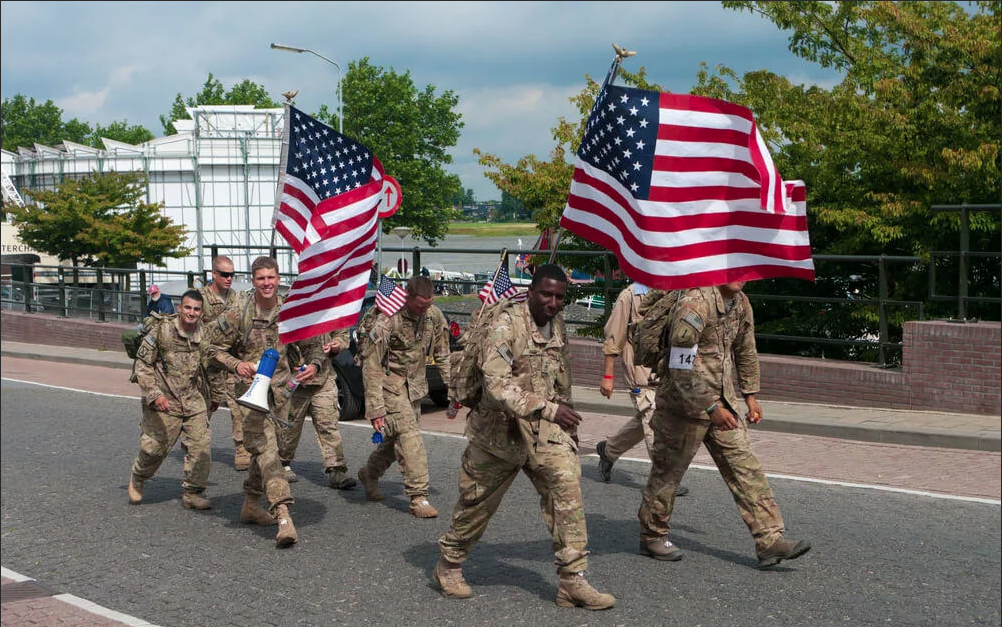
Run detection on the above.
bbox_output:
[214,270,235,278]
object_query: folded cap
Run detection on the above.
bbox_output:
[148,284,160,295]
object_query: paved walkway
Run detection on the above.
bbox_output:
[1,339,999,626]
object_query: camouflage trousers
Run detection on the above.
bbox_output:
[207,369,245,447]
[603,387,656,462]
[438,440,590,575]
[231,394,293,512]
[276,376,349,472]
[362,396,429,498]
[131,403,211,493]
[638,404,785,553]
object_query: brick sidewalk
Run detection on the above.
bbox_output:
[2,570,159,627]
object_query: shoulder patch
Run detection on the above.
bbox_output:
[682,310,705,332]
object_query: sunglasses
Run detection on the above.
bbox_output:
[214,270,235,278]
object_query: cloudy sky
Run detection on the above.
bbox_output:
[0,1,838,201]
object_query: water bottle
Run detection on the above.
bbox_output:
[287,365,307,393]
[446,401,462,420]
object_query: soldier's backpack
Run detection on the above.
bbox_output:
[448,298,524,408]
[352,305,384,367]
[631,289,682,370]
[127,312,176,383]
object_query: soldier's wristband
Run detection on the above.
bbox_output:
[705,401,719,415]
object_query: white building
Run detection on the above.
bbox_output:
[1,105,294,278]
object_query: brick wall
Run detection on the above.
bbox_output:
[4,310,1000,416]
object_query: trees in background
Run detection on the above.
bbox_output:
[159,73,280,135]
[0,95,151,151]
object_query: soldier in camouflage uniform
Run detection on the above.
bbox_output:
[435,265,615,611]
[637,281,812,568]
[198,255,249,471]
[595,283,689,496]
[206,256,323,547]
[277,329,358,490]
[127,290,213,511]
[356,275,450,518]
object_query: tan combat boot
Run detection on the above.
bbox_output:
[757,536,811,568]
[181,491,211,510]
[233,442,251,471]
[127,475,144,505]
[274,504,297,547]
[433,558,472,599]
[409,496,438,518]
[357,467,383,501]
[326,468,357,490]
[556,572,616,610]
[240,495,277,526]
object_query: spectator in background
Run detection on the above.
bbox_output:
[146,284,175,317]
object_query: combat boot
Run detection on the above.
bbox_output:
[282,465,298,483]
[409,496,438,518]
[595,440,613,482]
[640,536,684,561]
[274,504,297,547]
[326,468,357,490]
[233,442,251,471]
[181,491,211,510]
[556,572,616,610]
[357,467,383,501]
[433,558,471,599]
[240,495,277,526]
[127,475,144,505]
[757,536,811,568]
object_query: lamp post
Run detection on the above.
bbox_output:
[389,226,412,278]
[270,42,343,134]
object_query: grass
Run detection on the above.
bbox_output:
[447,222,539,237]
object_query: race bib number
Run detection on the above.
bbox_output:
[668,345,697,370]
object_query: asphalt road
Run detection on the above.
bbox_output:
[1,380,999,627]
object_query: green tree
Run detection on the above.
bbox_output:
[1,95,91,151]
[7,171,190,268]
[160,74,281,135]
[88,121,155,147]
[315,58,463,244]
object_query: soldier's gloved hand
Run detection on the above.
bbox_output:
[553,403,582,429]
[708,404,739,431]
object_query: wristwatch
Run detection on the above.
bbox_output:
[705,401,719,415]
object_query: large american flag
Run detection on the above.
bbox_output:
[375,274,407,317]
[559,84,814,290]
[273,105,398,344]
[478,264,528,305]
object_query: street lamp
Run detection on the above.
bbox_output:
[390,226,412,277]
[270,42,343,134]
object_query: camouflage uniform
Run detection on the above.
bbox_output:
[638,286,786,553]
[601,284,657,461]
[438,301,592,576]
[198,284,241,443]
[206,291,324,512]
[130,316,212,494]
[358,304,451,498]
[277,329,352,473]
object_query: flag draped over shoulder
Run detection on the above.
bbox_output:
[559,84,814,290]
[478,264,527,305]
[273,105,397,344]
[375,274,407,317]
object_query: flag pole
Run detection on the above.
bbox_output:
[550,43,636,266]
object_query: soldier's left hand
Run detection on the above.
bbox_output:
[553,403,582,429]
[745,396,763,424]
[296,364,318,384]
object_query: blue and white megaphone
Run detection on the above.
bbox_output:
[237,348,280,413]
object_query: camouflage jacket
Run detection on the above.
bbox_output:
[287,329,350,388]
[205,291,324,399]
[602,284,655,389]
[360,304,451,418]
[467,301,574,464]
[660,286,759,420]
[198,285,238,324]
[134,316,211,416]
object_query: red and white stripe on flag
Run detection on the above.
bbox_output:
[559,85,814,291]
[478,264,526,305]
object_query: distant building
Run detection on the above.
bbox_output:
[0,105,292,276]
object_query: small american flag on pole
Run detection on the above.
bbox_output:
[478,264,527,305]
[559,83,814,290]
[375,275,407,316]
[272,105,399,344]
